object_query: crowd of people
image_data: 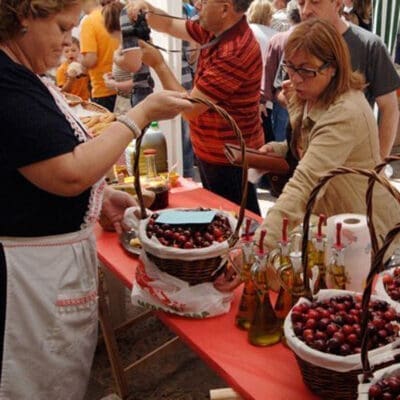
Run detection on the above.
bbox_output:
[1,0,400,398]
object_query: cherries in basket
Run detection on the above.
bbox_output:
[382,267,400,301]
[146,212,233,249]
[369,374,400,399]
[291,295,399,356]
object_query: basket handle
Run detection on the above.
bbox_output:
[367,155,400,255]
[301,166,400,299]
[360,222,400,382]
[133,96,248,248]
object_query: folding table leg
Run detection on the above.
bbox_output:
[98,270,129,399]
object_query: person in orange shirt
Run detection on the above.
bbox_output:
[80,0,119,111]
[56,37,90,101]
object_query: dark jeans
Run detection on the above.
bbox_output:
[182,118,194,178]
[271,101,289,142]
[196,158,261,216]
[91,95,116,112]
[262,110,274,143]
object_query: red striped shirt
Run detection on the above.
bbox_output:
[186,17,264,164]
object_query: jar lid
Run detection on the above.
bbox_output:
[143,148,157,156]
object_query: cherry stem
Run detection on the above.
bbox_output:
[282,217,288,244]
[317,213,326,240]
[245,218,251,241]
[258,229,266,254]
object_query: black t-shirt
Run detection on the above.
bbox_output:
[0,51,91,236]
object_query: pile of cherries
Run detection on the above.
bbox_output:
[291,295,399,356]
[146,211,233,249]
[368,373,400,399]
[383,267,400,301]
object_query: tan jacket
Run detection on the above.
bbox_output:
[258,89,400,250]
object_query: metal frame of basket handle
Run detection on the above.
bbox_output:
[133,96,249,248]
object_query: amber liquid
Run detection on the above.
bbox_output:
[148,186,169,210]
[313,250,327,294]
[248,291,282,347]
[235,280,257,330]
[274,264,294,321]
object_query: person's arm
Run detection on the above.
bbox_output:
[139,40,210,119]
[19,91,194,197]
[80,14,98,68]
[375,90,399,159]
[60,76,76,93]
[81,52,97,69]
[127,1,192,41]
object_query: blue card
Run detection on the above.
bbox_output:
[156,210,216,225]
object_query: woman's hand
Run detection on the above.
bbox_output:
[103,73,116,90]
[213,267,242,292]
[99,187,138,235]
[138,39,164,70]
[258,143,275,153]
[129,90,193,128]
[127,1,151,21]
[277,79,294,107]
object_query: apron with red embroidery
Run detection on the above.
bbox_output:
[0,78,105,399]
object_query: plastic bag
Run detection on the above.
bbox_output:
[131,252,234,318]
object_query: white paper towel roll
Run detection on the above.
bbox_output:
[325,214,371,292]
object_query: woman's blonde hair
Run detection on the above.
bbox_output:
[0,0,81,42]
[246,0,273,26]
[285,18,365,108]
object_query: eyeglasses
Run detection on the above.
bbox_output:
[282,61,331,79]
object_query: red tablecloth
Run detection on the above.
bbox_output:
[95,187,319,400]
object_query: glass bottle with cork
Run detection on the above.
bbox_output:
[311,214,328,294]
[248,230,282,347]
[234,218,257,330]
[142,148,169,210]
[327,222,347,289]
[271,217,294,321]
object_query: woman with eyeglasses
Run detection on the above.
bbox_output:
[215,18,400,290]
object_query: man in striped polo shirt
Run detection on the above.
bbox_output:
[127,0,265,215]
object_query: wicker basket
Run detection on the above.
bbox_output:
[356,222,400,399]
[134,97,248,285]
[63,92,82,106]
[284,164,400,400]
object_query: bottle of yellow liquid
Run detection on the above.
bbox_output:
[235,219,256,330]
[248,230,282,347]
[273,217,294,321]
[327,222,347,289]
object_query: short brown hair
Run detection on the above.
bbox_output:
[0,0,80,42]
[102,1,124,34]
[284,18,365,108]
[232,0,255,13]
[246,0,273,26]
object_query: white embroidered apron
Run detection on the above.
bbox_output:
[0,78,106,399]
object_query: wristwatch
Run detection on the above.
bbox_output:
[116,115,141,139]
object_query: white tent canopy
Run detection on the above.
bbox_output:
[373,0,400,56]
